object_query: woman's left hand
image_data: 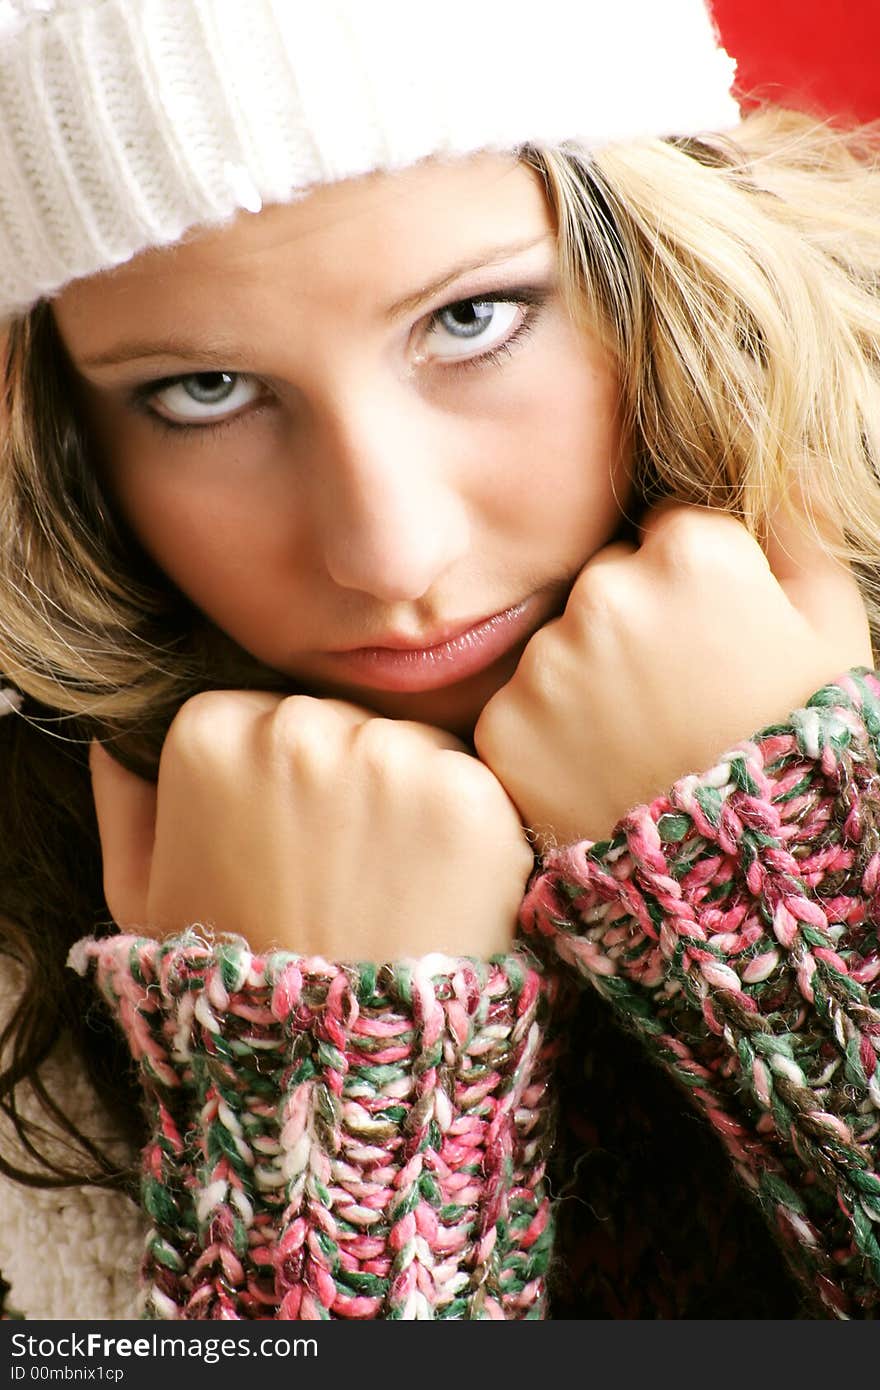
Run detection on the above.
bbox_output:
[474,501,874,849]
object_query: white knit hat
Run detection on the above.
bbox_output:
[0,0,738,319]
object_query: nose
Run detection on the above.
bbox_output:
[307,393,470,602]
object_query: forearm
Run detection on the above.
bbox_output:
[520,668,880,1317]
[68,932,558,1320]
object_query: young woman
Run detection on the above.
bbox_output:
[0,0,878,1319]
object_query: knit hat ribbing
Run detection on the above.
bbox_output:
[0,0,739,320]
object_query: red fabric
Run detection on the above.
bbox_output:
[711,0,880,124]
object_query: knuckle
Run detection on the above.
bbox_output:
[266,695,345,778]
[567,567,627,626]
[164,689,279,771]
[348,718,404,781]
[270,695,371,743]
[646,506,753,576]
[351,719,440,786]
[437,750,514,824]
[350,715,397,756]
[350,716,461,771]
[649,505,709,556]
[165,690,243,756]
[270,693,329,740]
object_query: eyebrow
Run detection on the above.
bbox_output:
[77,232,554,371]
[384,232,553,319]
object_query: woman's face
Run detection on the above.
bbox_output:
[53,153,631,737]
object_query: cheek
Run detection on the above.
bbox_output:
[106,448,299,621]
[480,349,630,568]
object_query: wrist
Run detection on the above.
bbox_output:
[68,929,559,1320]
[521,667,880,988]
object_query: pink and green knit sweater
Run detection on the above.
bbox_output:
[11,669,880,1318]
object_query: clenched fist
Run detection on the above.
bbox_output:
[474,501,874,848]
[90,692,533,959]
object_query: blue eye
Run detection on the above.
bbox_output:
[422,298,521,362]
[419,286,551,371]
[131,285,551,434]
[143,372,263,425]
[178,372,239,404]
[442,301,497,338]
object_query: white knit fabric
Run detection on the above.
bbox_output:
[0,0,739,318]
[0,953,148,1320]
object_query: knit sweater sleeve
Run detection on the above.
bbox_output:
[520,667,880,1319]
[66,933,558,1320]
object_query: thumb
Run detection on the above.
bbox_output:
[89,738,157,931]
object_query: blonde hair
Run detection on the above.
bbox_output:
[530,110,880,637]
[2,107,880,751]
[1,106,880,1189]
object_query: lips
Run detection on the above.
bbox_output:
[316,599,538,693]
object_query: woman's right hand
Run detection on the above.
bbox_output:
[89,691,533,960]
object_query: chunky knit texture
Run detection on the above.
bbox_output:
[66,936,559,1320]
[522,668,880,1318]
[5,668,880,1318]
[0,0,739,318]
